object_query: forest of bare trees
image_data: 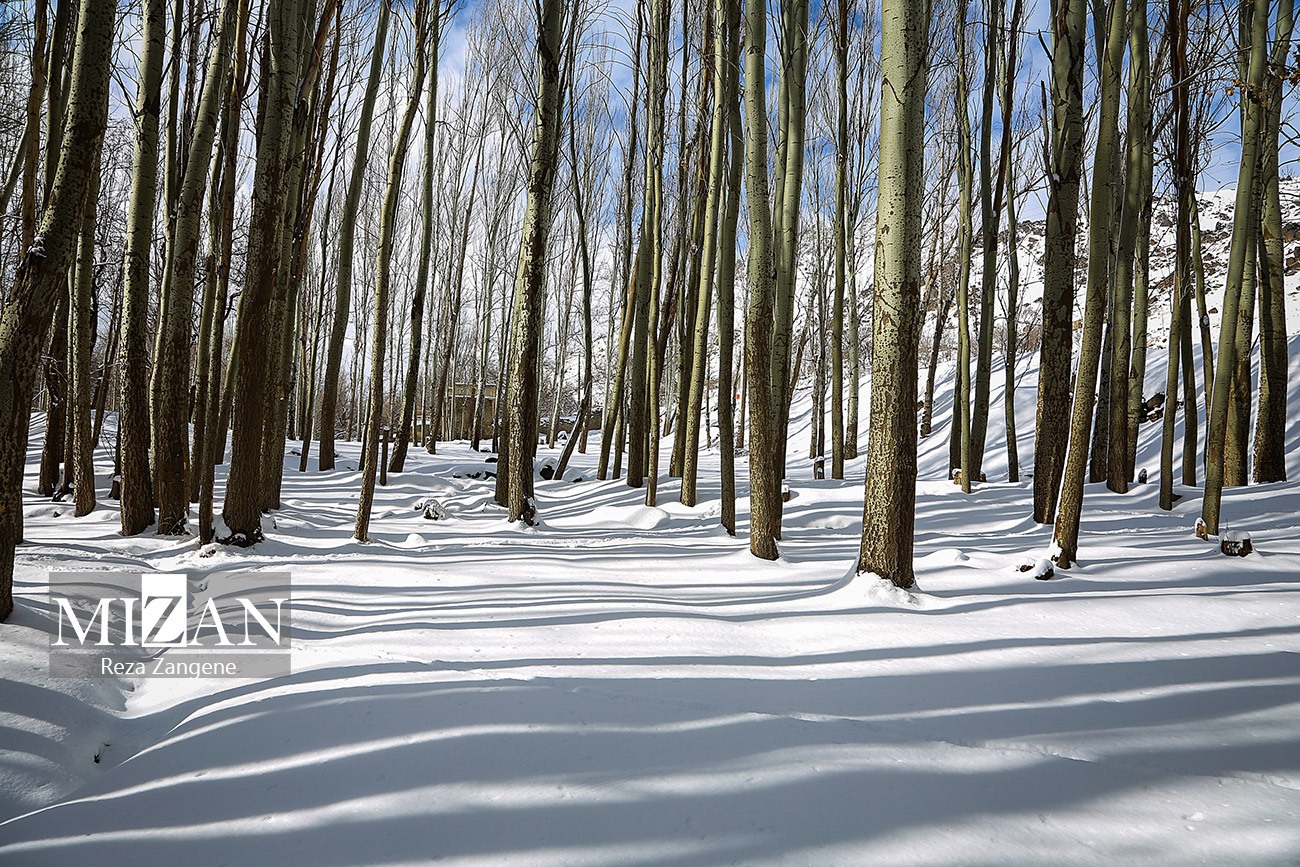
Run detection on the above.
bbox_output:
[0,0,1295,621]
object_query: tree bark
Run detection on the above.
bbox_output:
[498,0,564,524]
[221,0,305,544]
[858,0,927,588]
[355,4,431,541]
[1031,0,1087,524]
[1201,0,1271,537]
[1053,0,1126,568]
[0,0,117,622]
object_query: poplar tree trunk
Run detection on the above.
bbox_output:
[198,2,250,543]
[1201,0,1270,537]
[1003,160,1021,483]
[355,7,430,541]
[742,0,782,560]
[118,0,165,536]
[716,21,743,535]
[830,0,849,479]
[318,2,389,472]
[1253,0,1294,482]
[627,0,668,491]
[71,151,103,518]
[950,4,974,491]
[392,11,442,470]
[1032,0,1087,524]
[597,0,644,481]
[1105,0,1146,492]
[222,0,305,544]
[858,0,927,588]
[1126,103,1153,483]
[150,0,238,534]
[0,0,117,622]
[499,0,564,524]
[1053,0,1126,568]
[18,0,47,254]
[769,0,809,488]
[969,0,1007,482]
[680,0,728,507]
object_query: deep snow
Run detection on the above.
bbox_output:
[2,327,1299,864]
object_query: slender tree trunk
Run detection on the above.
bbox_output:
[950,3,974,491]
[969,0,1007,481]
[1053,0,1126,568]
[222,0,305,544]
[118,0,165,535]
[1106,0,1147,492]
[1254,0,1294,482]
[1126,102,1153,483]
[1201,0,1271,537]
[743,0,782,560]
[355,7,430,541]
[71,151,103,518]
[150,0,238,534]
[1032,0,1087,524]
[392,12,443,469]
[681,0,727,507]
[716,29,742,534]
[830,0,849,479]
[18,0,48,254]
[0,0,117,622]
[499,0,564,524]
[1003,152,1021,482]
[318,1,389,472]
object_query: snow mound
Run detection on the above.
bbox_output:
[863,574,925,608]
[568,504,670,530]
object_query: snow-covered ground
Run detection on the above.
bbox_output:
[1,328,1298,864]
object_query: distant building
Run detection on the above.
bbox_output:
[450,383,497,441]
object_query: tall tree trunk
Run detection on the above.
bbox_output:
[969,0,1007,481]
[742,0,782,560]
[1126,98,1153,483]
[830,0,850,479]
[858,0,927,588]
[0,0,117,622]
[392,10,443,469]
[198,1,250,543]
[118,0,166,536]
[221,0,305,544]
[149,0,238,534]
[950,2,974,491]
[1201,0,1271,537]
[318,3,389,472]
[1032,0,1087,523]
[498,0,564,524]
[1254,0,1294,482]
[681,0,727,507]
[1053,0,1126,568]
[355,5,430,541]
[716,21,743,535]
[70,150,103,518]
[1106,0,1146,492]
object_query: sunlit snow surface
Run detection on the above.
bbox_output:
[3,236,1300,863]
